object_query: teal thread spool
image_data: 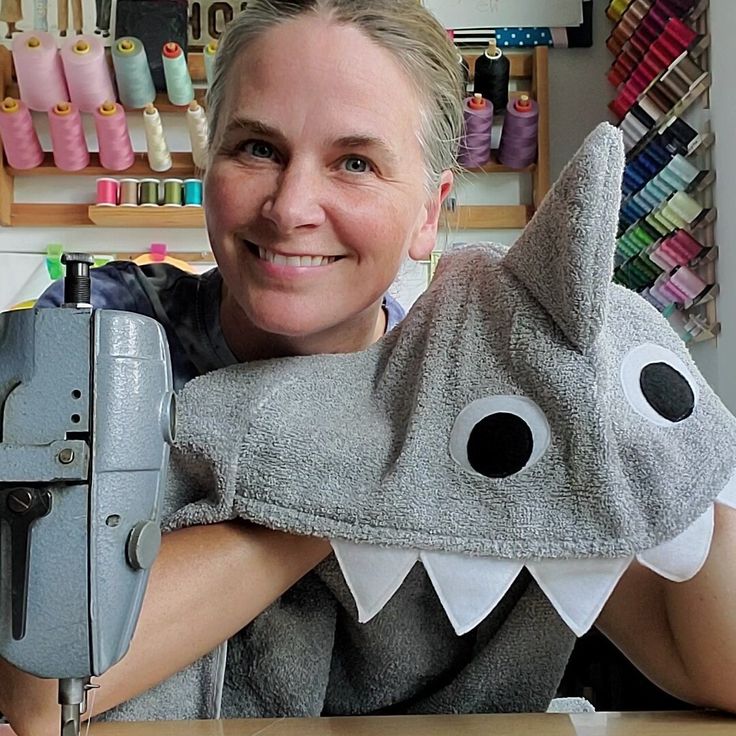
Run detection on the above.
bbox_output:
[183,178,202,206]
[203,41,217,87]
[162,42,194,106]
[112,37,156,109]
[140,178,159,206]
[163,178,183,206]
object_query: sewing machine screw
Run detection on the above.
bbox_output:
[7,488,33,514]
[57,448,75,465]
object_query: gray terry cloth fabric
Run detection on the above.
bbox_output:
[100,123,736,720]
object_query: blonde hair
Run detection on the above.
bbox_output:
[205,0,464,191]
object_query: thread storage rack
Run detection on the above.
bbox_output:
[0,45,549,230]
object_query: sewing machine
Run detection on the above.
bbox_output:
[0,254,174,736]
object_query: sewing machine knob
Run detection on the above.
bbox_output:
[61,252,95,307]
[126,520,161,571]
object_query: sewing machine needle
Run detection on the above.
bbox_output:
[61,704,81,736]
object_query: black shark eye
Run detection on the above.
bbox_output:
[621,344,698,425]
[450,397,550,478]
[639,362,694,422]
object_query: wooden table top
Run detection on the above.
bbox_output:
[81,712,736,736]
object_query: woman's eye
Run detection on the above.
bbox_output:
[343,156,371,173]
[239,140,276,159]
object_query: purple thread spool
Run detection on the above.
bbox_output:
[498,95,539,170]
[458,93,494,169]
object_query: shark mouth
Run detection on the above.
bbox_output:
[331,476,736,637]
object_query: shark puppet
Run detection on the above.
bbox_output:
[104,123,736,720]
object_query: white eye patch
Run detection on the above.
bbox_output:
[620,343,698,426]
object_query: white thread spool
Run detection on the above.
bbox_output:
[186,100,209,170]
[143,104,172,173]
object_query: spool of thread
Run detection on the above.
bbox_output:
[48,101,89,171]
[473,39,510,112]
[94,101,135,172]
[447,30,470,90]
[11,32,69,112]
[183,178,203,206]
[498,95,538,169]
[162,42,194,106]
[143,104,172,172]
[119,178,140,206]
[139,178,160,206]
[186,100,209,170]
[162,178,183,206]
[112,37,156,109]
[61,35,117,114]
[0,97,44,170]
[458,93,493,169]
[203,41,217,87]
[96,177,119,206]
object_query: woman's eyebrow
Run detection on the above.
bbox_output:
[334,135,400,166]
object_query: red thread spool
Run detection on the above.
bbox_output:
[96,177,119,205]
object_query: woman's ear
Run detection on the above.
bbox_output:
[408,170,454,262]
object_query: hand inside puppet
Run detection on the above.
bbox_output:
[169,122,736,641]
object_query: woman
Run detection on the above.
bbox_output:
[1,0,735,731]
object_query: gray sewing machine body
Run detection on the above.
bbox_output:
[0,302,173,708]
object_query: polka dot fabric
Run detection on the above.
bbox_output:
[496,27,554,47]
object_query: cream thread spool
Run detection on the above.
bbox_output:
[186,100,209,170]
[143,104,173,172]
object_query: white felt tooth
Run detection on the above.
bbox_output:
[717,469,736,510]
[636,505,714,582]
[420,551,523,636]
[527,557,632,637]
[331,540,419,623]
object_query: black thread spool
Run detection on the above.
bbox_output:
[473,39,510,112]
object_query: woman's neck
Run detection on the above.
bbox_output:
[219,287,387,362]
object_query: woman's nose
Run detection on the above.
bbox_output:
[261,161,327,233]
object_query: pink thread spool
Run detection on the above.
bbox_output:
[11,32,69,112]
[94,101,135,172]
[0,97,44,170]
[458,93,493,169]
[670,266,708,301]
[498,94,539,170]
[96,177,119,206]
[61,36,116,113]
[48,101,89,171]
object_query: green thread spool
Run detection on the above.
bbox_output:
[112,37,156,109]
[140,178,159,206]
[163,178,183,206]
[203,41,217,87]
[162,42,194,106]
[183,178,202,206]
[119,178,139,206]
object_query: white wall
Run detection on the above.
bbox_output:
[690,0,736,408]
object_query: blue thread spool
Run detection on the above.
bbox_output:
[183,178,202,206]
[162,42,194,106]
[112,37,156,109]
[203,41,217,87]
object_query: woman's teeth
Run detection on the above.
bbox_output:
[257,246,337,267]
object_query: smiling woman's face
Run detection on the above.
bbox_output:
[204,14,451,356]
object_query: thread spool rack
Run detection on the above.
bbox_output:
[0,44,549,230]
[605,0,717,344]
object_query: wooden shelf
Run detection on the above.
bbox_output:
[88,205,205,228]
[0,46,550,231]
[8,152,199,178]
